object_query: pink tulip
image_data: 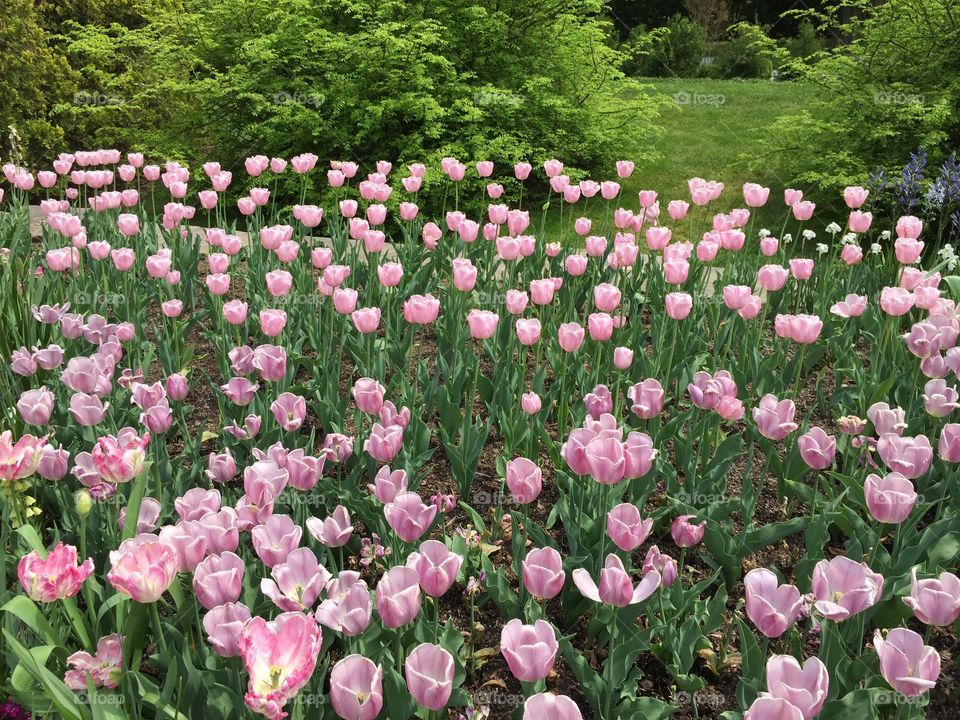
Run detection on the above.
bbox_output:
[765,655,829,720]
[521,392,542,414]
[665,292,693,320]
[744,568,804,638]
[940,424,960,462]
[193,551,244,610]
[506,457,542,504]
[902,567,960,626]
[329,655,384,720]
[405,643,455,711]
[558,322,585,352]
[64,634,123,690]
[385,492,437,542]
[687,370,737,411]
[864,472,917,523]
[874,628,940,697]
[671,514,705,547]
[376,566,421,628]
[922,379,959,417]
[260,547,330,612]
[364,422,404,463]
[18,387,54,426]
[573,554,660,606]
[753,395,798,441]
[880,287,915,316]
[408,539,463,597]
[500,619,558,682]
[251,514,302,567]
[91,429,149,484]
[306,505,353,547]
[353,378,385,415]
[368,465,408,503]
[876,433,933,479]
[830,294,867,318]
[523,693,583,720]
[606,503,653,552]
[467,309,499,339]
[797,427,836,470]
[403,294,440,324]
[203,602,250,658]
[744,696,804,720]
[811,556,883,620]
[107,539,178,603]
[18,543,94,602]
[522,546,565,600]
[240,612,323,720]
[315,571,372,636]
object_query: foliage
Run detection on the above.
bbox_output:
[756,0,960,195]
[50,0,663,190]
[625,14,707,78]
[706,22,785,80]
[0,0,77,163]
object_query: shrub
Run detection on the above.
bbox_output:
[756,0,960,195]
[627,14,706,78]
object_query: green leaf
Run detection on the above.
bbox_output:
[2,629,90,720]
[2,595,62,647]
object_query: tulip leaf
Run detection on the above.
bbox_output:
[818,689,879,720]
[742,516,807,554]
[2,595,62,648]
[2,629,90,720]
[558,634,603,715]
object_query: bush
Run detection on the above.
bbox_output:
[706,22,781,79]
[626,14,706,78]
[756,0,960,195]
[48,0,665,192]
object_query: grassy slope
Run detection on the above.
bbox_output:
[539,78,817,240]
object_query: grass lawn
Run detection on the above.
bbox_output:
[540,77,817,242]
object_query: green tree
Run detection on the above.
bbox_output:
[0,0,76,164]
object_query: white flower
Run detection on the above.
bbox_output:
[841,233,858,245]
[816,243,829,255]
[802,229,817,240]
[880,230,891,241]
[871,243,883,254]
[758,228,771,238]
[825,222,842,235]
[783,233,793,243]
[939,245,958,270]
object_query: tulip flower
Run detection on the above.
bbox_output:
[64,634,123,690]
[404,643,455,711]
[251,514,302,567]
[744,696,804,720]
[500,619,558,682]
[107,539,178,603]
[523,693,583,720]
[753,395,798,441]
[376,566,421,628]
[306,505,354,547]
[797,426,836,470]
[873,628,940,698]
[193,552,244,610]
[671,514,705,547]
[573,554,660,606]
[522,547,565,600]
[764,655,828,720]
[864,472,917,524]
[811,556,883,621]
[315,571,372,636]
[240,612,323,719]
[329,655,384,720]
[384,492,437,543]
[902,567,960,626]
[876,433,933,479]
[261,547,330,612]
[744,568,805,638]
[505,457,542,504]
[606,503,653,552]
[18,543,94,602]
[408,540,463,597]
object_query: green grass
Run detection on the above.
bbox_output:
[541,77,816,241]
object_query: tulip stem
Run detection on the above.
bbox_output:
[150,601,168,656]
[604,607,619,720]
